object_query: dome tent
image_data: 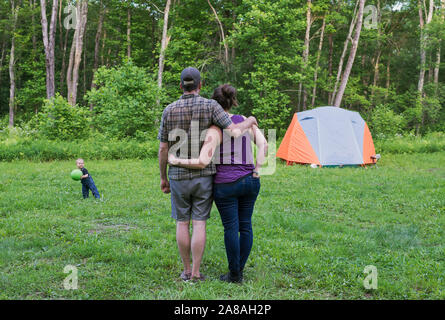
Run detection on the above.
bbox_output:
[276,106,377,167]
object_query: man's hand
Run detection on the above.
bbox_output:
[246,116,258,128]
[225,116,259,138]
[160,178,170,194]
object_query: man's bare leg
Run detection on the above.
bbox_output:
[191,220,207,279]
[176,220,191,276]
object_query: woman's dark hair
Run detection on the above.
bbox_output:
[211,84,238,111]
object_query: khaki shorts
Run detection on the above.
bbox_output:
[169,176,213,221]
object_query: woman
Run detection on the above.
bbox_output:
[168,84,268,283]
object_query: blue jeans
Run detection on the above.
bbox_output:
[213,173,260,274]
[82,177,100,199]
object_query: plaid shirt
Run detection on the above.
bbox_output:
[157,94,232,180]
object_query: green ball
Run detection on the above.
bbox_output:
[71,169,82,181]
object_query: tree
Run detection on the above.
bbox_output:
[0,34,6,91]
[66,0,88,106]
[207,0,229,71]
[40,0,58,99]
[157,0,171,100]
[417,0,434,96]
[127,4,131,58]
[333,0,366,108]
[9,0,18,127]
[330,0,359,105]
[312,16,326,108]
[298,0,312,111]
[91,0,105,101]
[433,0,444,87]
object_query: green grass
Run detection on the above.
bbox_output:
[0,153,444,299]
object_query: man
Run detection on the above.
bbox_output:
[158,67,258,281]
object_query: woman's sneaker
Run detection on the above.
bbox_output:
[220,272,242,283]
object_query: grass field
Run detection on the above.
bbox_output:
[0,153,444,299]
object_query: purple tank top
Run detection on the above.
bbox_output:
[214,114,255,184]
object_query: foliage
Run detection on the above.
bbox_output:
[33,93,91,140]
[85,60,163,139]
[229,0,306,133]
[0,0,443,139]
[369,104,406,136]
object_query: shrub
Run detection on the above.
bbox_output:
[0,114,8,129]
[86,60,163,140]
[0,137,158,161]
[374,132,445,154]
[369,104,406,137]
[34,93,91,140]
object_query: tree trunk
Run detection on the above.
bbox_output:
[418,0,434,95]
[301,0,312,111]
[31,0,37,53]
[0,40,6,90]
[66,26,77,102]
[60,22,69,93]
[157,0,172,105]
[434,0,444,87]
[91,1,105,95]
[90,3,105,112]
[333,0,366,108]
[207,0,229,71]
[67,0,88,106]
[371,0,381,97]
[89,2,105,112]
[385,55,391,100]
[40,0,59,99]
[330,0,359,105]
[362,47,367,87]
[101,27,107,66]
[427,50,433,83]
[83,41,86,102]
[231,0,236,64]
[371,50,381,96]
[58,0,63,54]
[106,46,111,67]
[127,6,131,58]
[434,47,441,85]
[9,1,18,128]
[327,33,333,104]
[311,16,326,108]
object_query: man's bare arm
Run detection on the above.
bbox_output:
[159,142,170,193]
[224,116,258,138]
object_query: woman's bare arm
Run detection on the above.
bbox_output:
[252,125,268,176]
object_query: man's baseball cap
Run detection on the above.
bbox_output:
[180,67,201,90]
